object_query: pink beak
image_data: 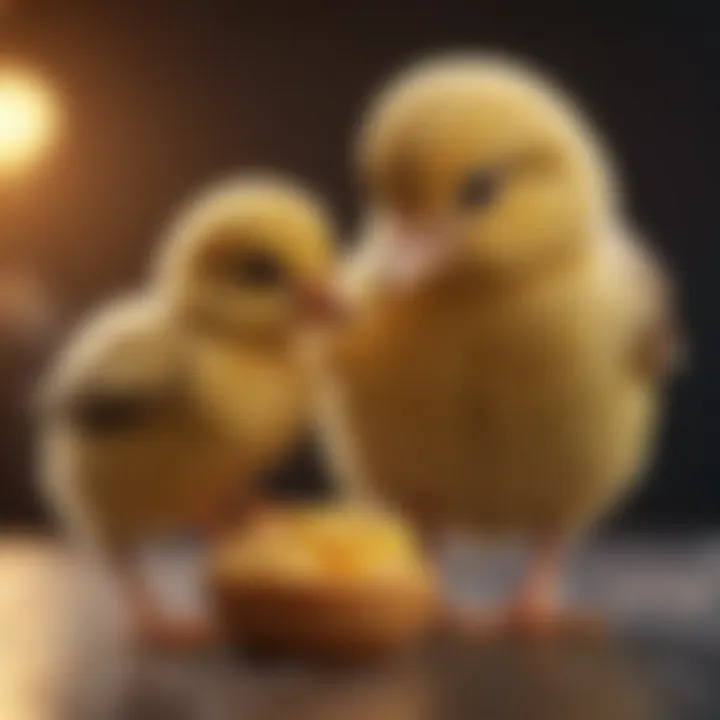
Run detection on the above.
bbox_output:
[380,220,459,292]
[295,277,348,325]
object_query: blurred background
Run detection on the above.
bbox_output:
[0,1,717,532]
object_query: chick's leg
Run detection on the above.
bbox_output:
[110,549,218,651]
[439,536,603,641]
[126,469,268,650]
[126,570,217,650]
[410,511,470,637]
[499,535,603,639]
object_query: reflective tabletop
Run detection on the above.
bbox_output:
[2,535,719,720]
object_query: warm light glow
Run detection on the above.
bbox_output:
[0,69,58,173]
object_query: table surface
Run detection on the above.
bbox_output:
[1,534,719,720]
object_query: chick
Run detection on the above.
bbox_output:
[322,55,684,636]
[38,293,225,645]
[153,175,338,492]
[41,176,338,646]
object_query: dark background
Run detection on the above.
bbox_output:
[0,2,717,531]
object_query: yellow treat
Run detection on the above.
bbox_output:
[208,506,436,661]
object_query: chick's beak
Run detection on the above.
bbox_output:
[381,218,459,292]
[295,276,348,326]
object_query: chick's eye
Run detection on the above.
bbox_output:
[229,249,285,288]
[458,168,503,209]
[68,392,157,433]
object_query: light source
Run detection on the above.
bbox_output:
[0,68,58,174]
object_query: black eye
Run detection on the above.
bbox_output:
[68,391,157,433]
[229,249,285,288]
[458,168,503,209]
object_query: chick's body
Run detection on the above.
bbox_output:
[333,230,662,535]
[40,295,237,552]
[324,55,681,597]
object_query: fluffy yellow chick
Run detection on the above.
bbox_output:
[322,55,684,636]
[41,175,337,646]
[38,293,227,645]
[154,175,338,475]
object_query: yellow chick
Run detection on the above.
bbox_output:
[321,54,684,636]
[154,175,338,477]
[40,175,338,646]
[38,293,226,645]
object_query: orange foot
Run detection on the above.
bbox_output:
[495,603,605,641]
[132,600,219,652]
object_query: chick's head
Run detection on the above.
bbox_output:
[358,54,617,290]
[157,176,337,343]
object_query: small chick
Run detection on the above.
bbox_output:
[154,175,338,490]
[322,54,684,637]
[39,294,224,646]
[41,176,337,646]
